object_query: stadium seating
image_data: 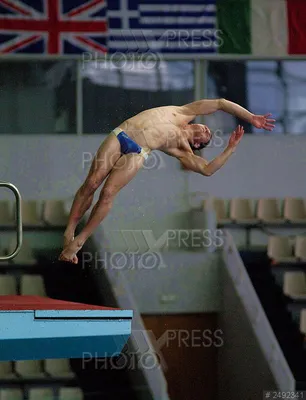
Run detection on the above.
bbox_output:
[0,362,16,379]
[0,200,14,226]
[1,196,305,230]
[45,359,74,379]
[42,200,68,226]
[7,238,37,265]
[267,236,295,263]
[0,247,10,266]
[0,275,17,295]
[18,200,43,226]
[15,360,45,379]
[27,388,54,400]
[284,197,306,223]
[0,388,23,400]
[229,198,257,223]
[58,387,83,400]
[211,198,230,224]
[20,274,47,296]
[257,198,284,223]
[0,387,83,400]
[294,236,306,261]
[283,272,306,299]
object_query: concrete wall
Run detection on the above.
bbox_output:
[119,251,221,314]
[189,134,306,198]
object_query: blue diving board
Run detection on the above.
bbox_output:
[0,295,133,361]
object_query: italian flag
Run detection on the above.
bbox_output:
[217,0,306,55]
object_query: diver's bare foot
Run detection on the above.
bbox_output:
[59,240,83,264]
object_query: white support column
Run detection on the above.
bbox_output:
[202,59,209,97]
[194,60,202,100]
[194,60,202,124]
[202,59,209,124]
[76,59,83,136]
[194,60,207,124]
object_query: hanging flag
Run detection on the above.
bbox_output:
[217,0,306,56]
[0,0,107,54]
[107,0,218,54]
[0,0,306,55]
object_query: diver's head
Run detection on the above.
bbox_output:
[188,124,212,151]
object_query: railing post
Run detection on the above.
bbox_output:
[0,182,22,261]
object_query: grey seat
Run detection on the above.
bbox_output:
[20,274,47,296]
[230,198,258,223]
[0,388,23,400]
[45,359,75,378]
[43,200,69,226]
[257,198,284,223]
[284,197,306,222]
[267,236,296,263]
[58,387,83,400]
[15,360,46,379]
[283,272,306,300]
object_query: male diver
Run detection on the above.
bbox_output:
[59,98,275,263]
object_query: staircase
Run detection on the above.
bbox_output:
[240,250,306,391]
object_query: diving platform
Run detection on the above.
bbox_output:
[0,295,133,361]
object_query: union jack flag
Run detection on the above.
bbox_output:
[0,0,107,54]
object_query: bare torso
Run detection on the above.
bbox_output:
[118,105,194,153]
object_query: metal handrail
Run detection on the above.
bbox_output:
[0,182,22,261]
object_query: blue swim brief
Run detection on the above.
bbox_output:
[111,127,149,160]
